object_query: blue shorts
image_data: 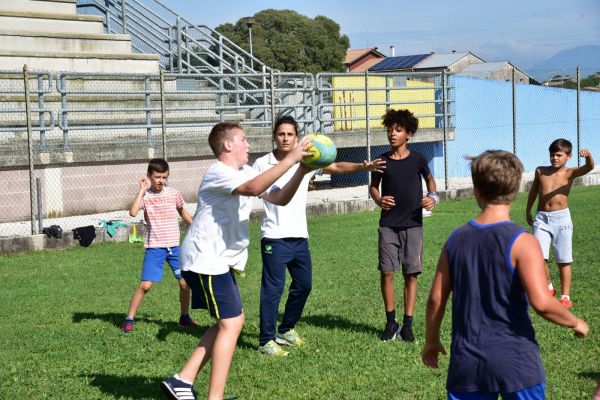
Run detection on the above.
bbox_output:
[182,270,243,320]
[448,381,546,400]
[141,247,182,282]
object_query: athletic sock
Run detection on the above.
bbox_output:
[548,283,554,291]
[561,294,571,300]
[386,310,396,325]
[125,317,134,322]
[403,314,413,327]
[174,374,193,385]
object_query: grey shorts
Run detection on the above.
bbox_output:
[378,226,423,275]
[532,208,573,263]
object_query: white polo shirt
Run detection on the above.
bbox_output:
[181,161,258,275]
[253,152,318,239]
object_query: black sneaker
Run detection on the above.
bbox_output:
[161,376,197,400]
[380,321,400,341]
[399,324,415,342]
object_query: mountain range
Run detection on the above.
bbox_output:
[526,45,600,82]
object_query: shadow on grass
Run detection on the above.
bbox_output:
[301,313,380,336]
[73,311,259,349]
[578,370,600,381]
[72,311,207,341]
[83,373,163,399]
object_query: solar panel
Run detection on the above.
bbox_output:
[369,54,431,71]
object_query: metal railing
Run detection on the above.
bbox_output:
[76,0,270,75]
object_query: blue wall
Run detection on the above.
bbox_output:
[332,77,599,186]
[429,76,600,181]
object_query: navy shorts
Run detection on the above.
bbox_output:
[141,247,182,282]
[182,270,243,320]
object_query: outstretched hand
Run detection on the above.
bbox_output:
[363,158,386,173]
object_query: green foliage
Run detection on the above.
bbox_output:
[216,9,350,72]
[560,74,600,89]
[1,187,599,399]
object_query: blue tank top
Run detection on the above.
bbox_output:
[445,220,545,393]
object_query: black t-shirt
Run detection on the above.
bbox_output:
[371,151,430,228]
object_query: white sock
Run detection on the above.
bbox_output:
[561,294,571,300]
[548,283,554,290]
[174,374,193,385]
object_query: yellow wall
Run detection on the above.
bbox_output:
[331,76,435,131]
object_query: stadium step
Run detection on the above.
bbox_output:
[0,50,160,74]
[0,10,104,34]
[0,0,77,15]
[0,30,133,55]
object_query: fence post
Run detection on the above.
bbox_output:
[270,69,276,130]
[512,66,516,155]
[23,65,36,235]
[36,177,43,233]
[364,71,371,193]
[577,66,581,167]
[104,0,111,32]
[160,70,167,160]
[59,74,71,150]
[442,71,448,191]
[176,17,182,73]
[144,76,154,149]
[37,75,48,152]
[120,0,127,33]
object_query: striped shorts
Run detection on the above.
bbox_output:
[182,270,243,320]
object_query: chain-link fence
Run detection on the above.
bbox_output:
[1,66,599,238]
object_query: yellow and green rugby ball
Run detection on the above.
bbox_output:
[302,134,337,168]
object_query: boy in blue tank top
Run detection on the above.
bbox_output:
[422,150,588,400]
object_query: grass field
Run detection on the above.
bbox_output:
[1,186,599,399]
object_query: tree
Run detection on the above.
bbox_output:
[216,9,350,73]
[561,74,600,89]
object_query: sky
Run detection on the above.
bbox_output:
[161,0,600,69]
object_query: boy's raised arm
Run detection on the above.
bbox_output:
[572,149,595,178]
[263,163,315,206]
[234,136,313,197]
[422,246,451,369]
[525,168,540,226]
[129,176,149,217]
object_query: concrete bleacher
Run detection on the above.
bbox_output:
[0,0,160,73]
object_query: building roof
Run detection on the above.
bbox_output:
[460,61,535,82]
[460,62,506,73]
[351,57,384,72]
[344,48,385,65]
[368,54,432,71]
[417,52,484,68]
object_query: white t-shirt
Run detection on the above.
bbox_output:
[253,152,318,239]
[181,161,258,275]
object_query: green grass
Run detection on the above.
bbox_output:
[1,186,599,399]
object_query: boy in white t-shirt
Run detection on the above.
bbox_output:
[161,122,313,400]
[121,158,194,333]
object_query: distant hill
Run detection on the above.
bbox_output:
[526,45,600,82]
